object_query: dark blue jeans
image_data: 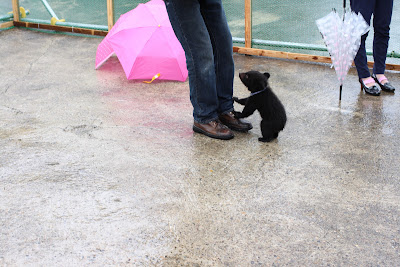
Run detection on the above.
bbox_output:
[350,0,394,78]
[164,0,235,123]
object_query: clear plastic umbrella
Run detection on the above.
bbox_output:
[316,1,369,100]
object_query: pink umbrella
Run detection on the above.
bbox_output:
[95,0,188,82]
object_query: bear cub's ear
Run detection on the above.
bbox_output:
[263,72,270,79]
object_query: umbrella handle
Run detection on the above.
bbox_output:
[342,0,347,21]
[143,73,161,84]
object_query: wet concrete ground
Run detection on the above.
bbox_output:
[1,28,400,266]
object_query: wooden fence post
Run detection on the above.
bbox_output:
[12,0,20,22]
[107,0,114,30]
[245,0,252,48]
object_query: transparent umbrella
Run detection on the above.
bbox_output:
[316,1,369,100]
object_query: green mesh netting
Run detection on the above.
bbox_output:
[114,1,140,19]
[0,1,12,22]
[224,0,399,63]
[4,0,400,64]
[18,0,107,26]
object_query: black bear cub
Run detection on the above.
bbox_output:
[233,70,286,142]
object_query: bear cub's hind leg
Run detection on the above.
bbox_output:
[259,120,279,142]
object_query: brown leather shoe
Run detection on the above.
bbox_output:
[218,112,253,132]
[193,120,234,140]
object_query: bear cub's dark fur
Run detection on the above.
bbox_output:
[234,70,286,142]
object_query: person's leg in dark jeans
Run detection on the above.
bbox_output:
[199,0,235,115]
[371,0,395,92]
[199,0,252,131]
[351,0,374,80]
[351,0,395,94]
[164,0,251,139]
[351,0,380,95]
[165,0,219,123]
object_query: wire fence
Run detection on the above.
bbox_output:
[1,0,399,66]
[227,0,400,65]
[0,1,13,26]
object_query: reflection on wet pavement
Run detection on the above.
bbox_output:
[1,28,400,266]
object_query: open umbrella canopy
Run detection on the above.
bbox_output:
[95,0,188,82]
[316,9,369,99]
